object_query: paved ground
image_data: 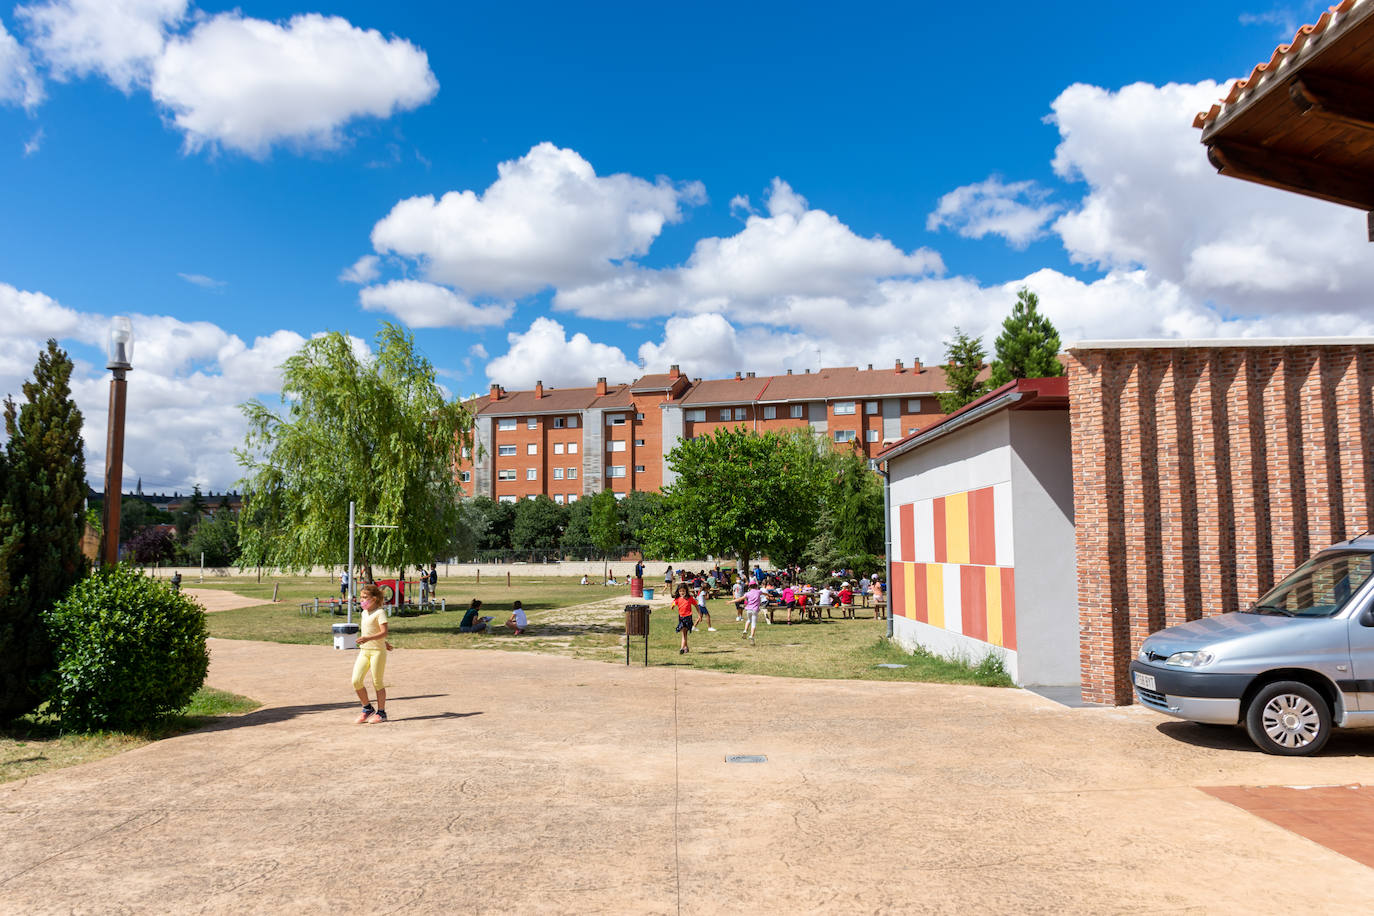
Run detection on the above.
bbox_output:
[3,639,1374,914]
[183,588,266,612]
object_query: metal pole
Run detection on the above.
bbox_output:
[101,368,128,567]
[347,500,356,624]
[200,552,204,582]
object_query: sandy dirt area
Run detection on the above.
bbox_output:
[182,587,268,612]
[2,638,1372,914]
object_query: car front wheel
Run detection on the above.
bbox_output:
[1244,681,1331,756]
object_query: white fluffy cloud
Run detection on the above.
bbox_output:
[16,0,185,92]
[1048,80,1374,312]
[370,142,706,300]
[0,19,43,108]
[339,254,381,285]
[0,281,306,491]
[926,176,1060,248]
[485,317,642,389]
[151,13,438,157]
[554,178,943,320]
[358,280,513,329]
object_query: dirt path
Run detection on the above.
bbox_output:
[182,587,266,612]
[1,638,1372,913]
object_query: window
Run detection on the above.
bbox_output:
[497,418,516,431]
[568,416,578,428]
[526,468,537,480]
[834,430,857,443]
[607,440,626,452]
[763,406,776,419]
[607,414,626,426]
[527,443,537,455]
[568,494,578,503]
[554,443,564,455]
[459,470,471,482]
[866,429,879,442]
[527,494,538,500]
[790,404,804,419]
[833,401,855,415]
[614,492,627,500]
[497,469,516,481]
[685,409,706,422]
[568,442,578,454]
[734,407,746,420]
[634,439,645,447]
[865,401,878,413]
[498,495,516,504]
[908,399,923,413]
[607,465,626,478]
[634,465,645,473]
[635,412,645,420]
[498,444,517,457]
[553,468,564,480]
[554,417,565,429]
[461,446,471,458]
[527,417,537,429]
[719,408,731,421]
[554,494,565,504]
[567,468,578,479]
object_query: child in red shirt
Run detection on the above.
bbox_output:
[838,583,855,619]
[673,584,695,654]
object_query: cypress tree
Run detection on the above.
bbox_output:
[0,340,87,722]
[987,288,1065,387]
[937,328,991,413]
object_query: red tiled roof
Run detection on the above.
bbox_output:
[678,376,770,405]
[476,385,601,416]
[630,373,678,391]
[1194,0,1366,129]
[591,387,636,409]
[755,365,950,402]
[876,377,1069,463]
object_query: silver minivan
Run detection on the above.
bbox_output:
[1130,534,1374,756]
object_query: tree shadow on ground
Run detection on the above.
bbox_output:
[192,694,450,731]
[400,711,484,723]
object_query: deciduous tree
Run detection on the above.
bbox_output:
[236,324,472,579]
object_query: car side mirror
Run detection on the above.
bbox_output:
[1361,606,1374,628]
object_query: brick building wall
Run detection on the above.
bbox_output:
[1067,342,1374,705]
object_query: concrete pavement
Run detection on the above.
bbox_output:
[2,638,1373,914]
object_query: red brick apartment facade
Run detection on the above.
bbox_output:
[459,360,952,503]
[1067,342,1374,705]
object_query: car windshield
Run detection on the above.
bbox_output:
[1248,551,1374,618]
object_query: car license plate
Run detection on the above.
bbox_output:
[1134,672,1156,691]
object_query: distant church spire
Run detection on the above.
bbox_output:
[136,477,143,496]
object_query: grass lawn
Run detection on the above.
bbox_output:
[1,687,261,785]
[199,574,1013,687]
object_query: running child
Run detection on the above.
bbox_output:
[733,580,764,644]
[696,581,715,631]
[352,584,393,724]
[673,584,695,654]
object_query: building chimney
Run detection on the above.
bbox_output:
[596,376,607,396]
[489,383,501,402]
[787,369,793,375]
[913,358,923,371]
[894,359,904,373]
[534,380,544,399]
[805,368,811,374]
[734,371,741,379]
[866,363,873,371]
[746,371,755,378]
[669,364,680,379]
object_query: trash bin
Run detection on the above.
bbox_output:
[643,587,655,600]
[624,603,651,666]
[630,576,644,597]
[332,622,360,650]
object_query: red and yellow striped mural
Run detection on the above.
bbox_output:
[891,485,1016,651]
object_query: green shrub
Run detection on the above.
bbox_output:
[43,565,209,731]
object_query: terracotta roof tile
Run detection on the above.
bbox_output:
[1194,0,1365,130]
[476,385,601,416]
[756,365,951,401]
[630,373,678,391]
[678,376,770,405]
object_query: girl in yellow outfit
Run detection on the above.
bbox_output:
[352,584,393,724]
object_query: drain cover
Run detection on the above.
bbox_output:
[725,754,767,764]
[875,663,907,669]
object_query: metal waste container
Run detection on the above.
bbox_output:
[630,576,644,597]
[625,603,651,665]
[332,622,360,650]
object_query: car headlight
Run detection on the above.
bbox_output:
[1165,650,1215,668]
[1138,644,1150,661]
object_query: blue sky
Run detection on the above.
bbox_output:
[2,0,1370,492]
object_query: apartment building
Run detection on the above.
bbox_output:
[459,360,951,502]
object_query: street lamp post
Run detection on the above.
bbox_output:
[101,317,133,568]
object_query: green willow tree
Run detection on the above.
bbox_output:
[643,427,824,572]
[236,324,472,579]
[988,287,1064,387]
[937,327,990,413]
[1,340,87,722]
